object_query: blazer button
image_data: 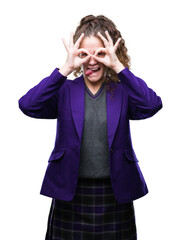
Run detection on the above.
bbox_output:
[110,148,113,152]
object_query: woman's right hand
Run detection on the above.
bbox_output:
[59,32,91,76]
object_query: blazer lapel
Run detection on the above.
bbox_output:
[70,75,123,148]
[70,75,85,142]
[107,82,123,149]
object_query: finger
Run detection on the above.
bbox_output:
[97,32,108,47]
[75,33,84,48]
[69,32,74,47]
[77,48,90,54]
[94,47,106,55]
[94,48,107,58]
[114,37,121,51]
[62,38,69,53]
[80,54,91,64]
[105,30,113,45]
[92,54,105,64]
[77,48,90,58]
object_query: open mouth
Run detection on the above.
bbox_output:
[85,67,101,76]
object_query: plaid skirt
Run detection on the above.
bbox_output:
[45,177,137,240]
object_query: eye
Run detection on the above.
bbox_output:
[79,52,88,58]
[97,52,106,58]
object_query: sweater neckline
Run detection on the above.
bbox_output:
[84,81,106,99]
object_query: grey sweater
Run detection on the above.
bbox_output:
[78,81,110,178]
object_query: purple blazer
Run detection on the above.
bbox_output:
[18,67,162,204]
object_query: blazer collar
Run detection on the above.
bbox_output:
[69,75,123,149]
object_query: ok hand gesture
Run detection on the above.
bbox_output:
[59,33,91,76]
[93,31,125,73]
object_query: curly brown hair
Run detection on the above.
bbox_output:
[73,14,131,87]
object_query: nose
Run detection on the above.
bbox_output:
[88,54,97,65]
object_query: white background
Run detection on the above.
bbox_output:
[1,0,181,239]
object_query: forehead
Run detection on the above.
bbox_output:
[80,36,104,54]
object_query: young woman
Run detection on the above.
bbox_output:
[18,14,162,240]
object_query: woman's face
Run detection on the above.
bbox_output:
[79,35,107,84]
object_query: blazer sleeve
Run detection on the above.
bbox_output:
[117,67,163,120]
[18,68,67,119]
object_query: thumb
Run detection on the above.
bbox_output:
[80,54,91,65]
[92,55,105,64]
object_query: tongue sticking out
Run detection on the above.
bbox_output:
[85,69,94,76]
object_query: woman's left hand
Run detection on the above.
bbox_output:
[93,31,125,73]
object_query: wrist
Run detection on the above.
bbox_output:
[112,60,125,74]
[59,64,73,77]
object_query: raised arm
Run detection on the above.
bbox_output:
[18,69,67,119]
[18,32,91,119]
[93,30,162,120]
[117,68,162,120]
